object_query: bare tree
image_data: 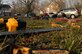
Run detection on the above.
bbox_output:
[17,0,37,13]
[37,0,51,13]
[38,0,65,14]
[11,0,39,15]
[11,1,17,13]
[12,0,65,15]
[0,0,2,4]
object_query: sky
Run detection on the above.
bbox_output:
[2,0,14,4]
[65,0,82,8]
[2,0,47,4]
[2,0,82,8]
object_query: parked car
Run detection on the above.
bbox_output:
[48,12,57,18]
[23,12,36,18]
[57,8,80,18]
[40,13,49,19]
[14,13,21,16]
[27,12,36,18]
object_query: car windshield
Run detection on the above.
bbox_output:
[63,8,75,11]
[49,13,54,14]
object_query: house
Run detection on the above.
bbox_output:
[0,4,11,16]
[45,2,60,13]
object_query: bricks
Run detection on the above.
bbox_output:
[13,46,69,54]
[32,50,69,54]
[13,46,30,54]
[49,50,69,54]
[32,50,50,54]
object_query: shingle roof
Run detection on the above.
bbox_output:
[0,4,11,8]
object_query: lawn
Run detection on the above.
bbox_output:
[15,18,82,54]
[26,19,52,30]
[0,18,82,54]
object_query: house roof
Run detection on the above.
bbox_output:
[0,4,11,8]
[48,2,58,7]
[45,2,59,12]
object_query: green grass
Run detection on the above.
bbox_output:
[26,19,52,29]
[15,18,82,54]
[0,18,82,53]
[16,26,82,54]
[78,16,82,19]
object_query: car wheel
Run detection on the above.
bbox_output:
[70,15,75,19]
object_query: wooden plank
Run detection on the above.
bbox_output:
[0,28,63,36]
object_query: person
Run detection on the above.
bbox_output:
[61,12,66,18]
[43,13,49,19]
